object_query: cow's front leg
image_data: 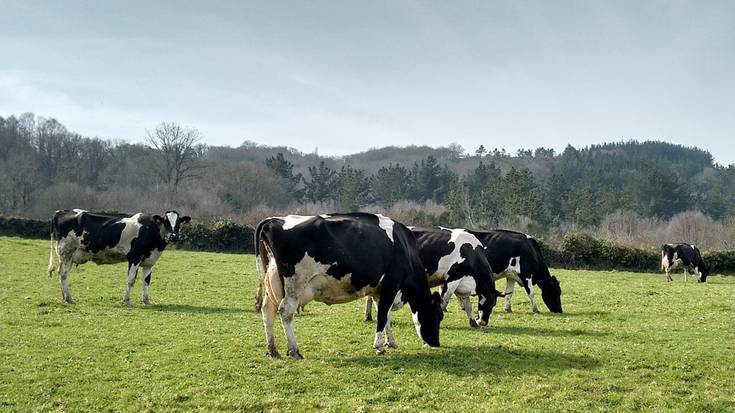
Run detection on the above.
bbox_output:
[141,266,153,305]
[59,260,74,304]
[523,277,539,313]
[384,308,398,349]
[123,263,139,306]
[441,279,462,311]
[683,268,688,283]
[279,278,302,359]
[456,295,477,328]
[666,269,673,282]
[504,278,516,312]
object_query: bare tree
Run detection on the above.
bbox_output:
[146,122,204,204]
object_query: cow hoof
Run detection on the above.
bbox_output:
[123,300,132,307]
[375,347,387,355]
[364,314,372,322]
[287,349,303,360]
[266,350,281,359]
[504,308,512,313]
[532,308,540,314]
[469,319,479,328]
[142,299,151,305]
[64,297,75,304]
[387,341,398,349]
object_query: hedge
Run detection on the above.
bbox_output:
[0,215,254,254]
[2,215,734,273]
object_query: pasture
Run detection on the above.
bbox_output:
[1,236,734,412]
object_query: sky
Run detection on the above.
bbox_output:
[1,1,734,164]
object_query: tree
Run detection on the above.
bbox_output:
[266,152,303,200]
[335,165,370,211]
[372,163,410,207]
[474,145,487,158]
[304,161,336,203]
[146,122,204,204]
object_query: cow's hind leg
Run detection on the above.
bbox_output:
[279,277,302,359]
[364,296,374,321]
[683,268,688,283]
[59,260,74,304]
[457,295,478,328]
[666,269,673,282]
[141,266,153,305]
[123,263,139,306]
[504,278,516,312]
[262,297,280,358]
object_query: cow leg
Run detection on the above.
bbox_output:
[683,268,688,283]
[261,297,280,358]
[279,278,302,359]
[364,296,374,321]
[666,269,673,282]
[123,263,139,306]
[59,260,74,304]
[141,266,153,305]
[504,278,516,312]
[523,277,539,313]
[457,295,478,328]
[374,295,395,355]
[440,279,462,311]
[384,309,398,349]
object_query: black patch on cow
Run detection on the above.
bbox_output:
[144,272,152,285]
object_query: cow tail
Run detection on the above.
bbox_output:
[47,216,58,277]
[254,219,273,312]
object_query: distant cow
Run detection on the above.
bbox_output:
[364,226,503,328]
[661,243,709,282]
[468,230,562,314]
[48,209,190,305]
[254,213,443,359]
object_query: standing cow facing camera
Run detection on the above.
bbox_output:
[661,243,709,282]
[48,209,191,305]
[254,213,444,359]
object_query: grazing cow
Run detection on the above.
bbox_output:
[48,209,190,305]
[467,230,562,314]
[661,243,709,282]
[254,213,443,359]
[364,226,503,328]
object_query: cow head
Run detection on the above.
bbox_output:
[539,275,563,313]
[697,261,710,283]
[412,291,443,347]
[153,210,191,243]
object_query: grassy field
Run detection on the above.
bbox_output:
[1,236,734,412]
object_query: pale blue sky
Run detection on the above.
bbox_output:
[1,1,734,164]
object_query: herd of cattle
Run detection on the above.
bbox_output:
[46,209,710,359]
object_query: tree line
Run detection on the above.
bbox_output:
[2,113,734,238]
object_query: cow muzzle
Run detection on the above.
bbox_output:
[168,233,179,243]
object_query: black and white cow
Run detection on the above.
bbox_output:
[468,229,563,314]
[48,209,190,305]
[364,226,502,328]
[254,213,444,359]
[661,243,709,282]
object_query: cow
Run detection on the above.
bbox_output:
[467,229,562,314]
[364,226,503,328]
[47,209,190,305]
[254,213,444,359]
[661,243,709,282]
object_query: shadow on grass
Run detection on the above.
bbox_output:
[140,304,243,314]
[338,344,600,376]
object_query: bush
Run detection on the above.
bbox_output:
[0,216,48,239]
[557,232,660,272]
[179,218,254,253]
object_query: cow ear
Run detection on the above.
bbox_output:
[153,215,165,224]
[431,291,442,305]
[180,216,191,224]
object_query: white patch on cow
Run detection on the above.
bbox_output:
[281,215,315,230]
[526,234,532,239]
[72,209,87,215]
[430,228,483,283]
[375,214,395,243]
[165,211,178,229]
[407,226,415,230]
[527,277,539,313]
[294,253,380,306]
[691,244,696,250]
[319,214,331,219]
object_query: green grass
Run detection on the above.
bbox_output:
[1,236,734,412]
